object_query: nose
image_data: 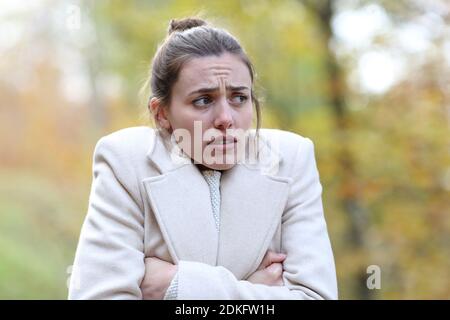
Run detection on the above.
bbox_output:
[213,98,234,130]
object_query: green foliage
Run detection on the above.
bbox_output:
[0,169,87,299]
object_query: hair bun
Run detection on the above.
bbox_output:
[168,18,207,35]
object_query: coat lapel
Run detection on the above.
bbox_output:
[218,164,291,279]
[143,129,291,279]
[142,130,219,265]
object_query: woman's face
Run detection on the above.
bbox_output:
[160,52,254,170]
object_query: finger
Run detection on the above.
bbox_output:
[266,263,284,286]
[266,262,283,275]
[260,251,286,269]
[271,252,287,263]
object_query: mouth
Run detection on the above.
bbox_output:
[208,136,237,145]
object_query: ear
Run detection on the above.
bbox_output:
[149,97,172,130]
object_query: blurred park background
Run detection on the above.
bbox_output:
[0,0,449,299]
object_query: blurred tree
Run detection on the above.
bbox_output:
[301,0,371,298]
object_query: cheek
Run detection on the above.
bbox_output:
[167,104,194,129]
[237,103,254,128]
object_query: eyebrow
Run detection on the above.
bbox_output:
[187,85,250,96]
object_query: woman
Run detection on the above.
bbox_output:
[68,17,338,300]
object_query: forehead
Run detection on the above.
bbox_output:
[176,53,252,92]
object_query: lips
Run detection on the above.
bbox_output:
[208,136,237,145]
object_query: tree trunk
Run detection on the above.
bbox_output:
[301,0,372,299]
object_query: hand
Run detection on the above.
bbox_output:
[246,250,286,286]
[140,257,177,300]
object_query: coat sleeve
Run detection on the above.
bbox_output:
[68,136,145,299]
[174,137,338,300]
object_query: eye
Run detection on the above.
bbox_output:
[192,96,213,108]
[230,94,248,105]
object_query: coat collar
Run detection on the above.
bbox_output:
[142,129,291,279]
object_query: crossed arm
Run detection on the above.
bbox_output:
[68,136,338,300]
[140,250,287,299]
